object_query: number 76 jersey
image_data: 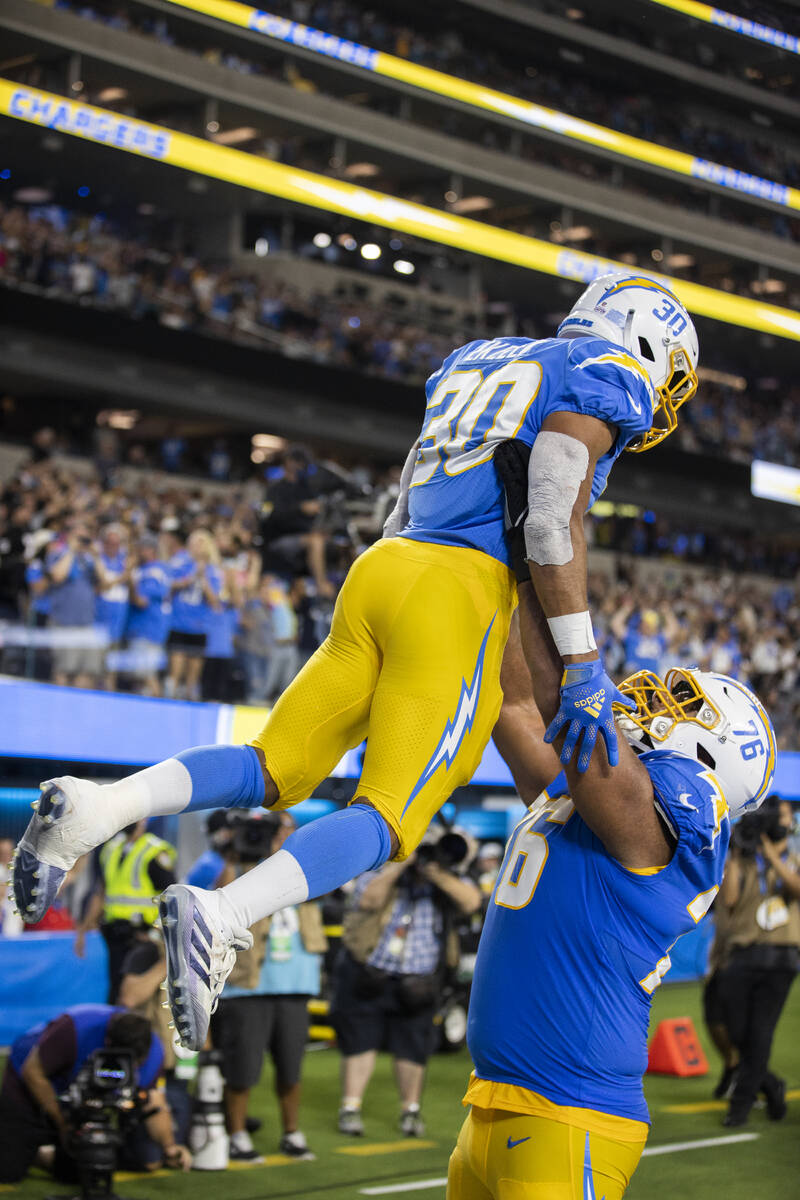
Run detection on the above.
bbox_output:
[401,334,655,567]
[466,750,730,1124]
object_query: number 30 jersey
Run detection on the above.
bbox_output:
[467,751,730,1123]
[401,334,655,567]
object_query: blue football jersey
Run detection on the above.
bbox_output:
[467,751,730,1123]
[402,335,655,566]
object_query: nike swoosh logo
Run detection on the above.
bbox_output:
[625,389,642,414]
[507,1136,531,1149]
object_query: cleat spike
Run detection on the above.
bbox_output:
[31,888,38,897]
[161,1001,170,1009]
[168,1021,175,1029]
[33,871,40,879]
[26,904,36,913]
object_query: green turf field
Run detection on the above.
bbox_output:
[5,979,799,1200]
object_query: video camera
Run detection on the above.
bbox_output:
[228,811,282,864]
[59,1049,145,1199]
[415,830,472,872]
[734,796,788,856]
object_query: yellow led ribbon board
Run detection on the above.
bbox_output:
[2,80,799,341]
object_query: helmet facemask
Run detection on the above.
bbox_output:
[627,347,699,453]
[614,670,723,747]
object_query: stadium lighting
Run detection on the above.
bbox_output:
[97,87,128,102]
[337,234,357,250]
[254,238,270,256]
[343,162,380,178]
[360,243,381,260]
[393,260,415,275]
[449,196,493,214]
[4,80,800,342]
[313,231,332,248]
[252,433,287,451]
[212,126,259,145]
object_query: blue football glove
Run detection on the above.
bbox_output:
[544,658,635,772]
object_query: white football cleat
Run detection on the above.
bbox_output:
[13,777,109,923]
[159,884,253,1052]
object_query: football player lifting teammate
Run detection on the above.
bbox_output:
[14,273,700,1050]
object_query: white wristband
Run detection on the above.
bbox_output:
[547,611,597,657]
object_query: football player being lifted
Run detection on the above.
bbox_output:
[449,547,775,1199]
[14,273,699,1050]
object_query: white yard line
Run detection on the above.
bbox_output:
[641,1132,759,1157]
[358,1132,760,1194]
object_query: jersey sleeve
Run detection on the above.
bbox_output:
[644,750,731,891]
[562,337,656,445]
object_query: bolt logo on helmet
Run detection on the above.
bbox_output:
[613,667,776,819]
[557,271,700,452]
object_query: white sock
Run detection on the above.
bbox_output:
[67,759,193,844]
[219,849,309,929]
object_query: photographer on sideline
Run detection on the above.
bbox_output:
[0,1005,190,1183]
[331,826,481,1138]
[718,795,800,1127]
[212,810,327,1162]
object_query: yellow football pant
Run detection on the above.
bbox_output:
[250,537,516,856]
[448,1107,646,1200]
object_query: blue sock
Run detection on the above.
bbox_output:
[281,803,393,898]
[176,745,265,812]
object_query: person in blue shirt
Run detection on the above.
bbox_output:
[44,523,103,688]
[212,812,326,1161]
[447,509,776,1197]
[0,1005,190,1183]
[165,530,223,701]
[15,275,703,1055]
[95,525,129,646]
[126,533,170,696]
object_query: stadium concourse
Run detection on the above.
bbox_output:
[1,0,800,1195]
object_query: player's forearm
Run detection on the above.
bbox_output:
[515,582,563,725]
[527,514,594,663]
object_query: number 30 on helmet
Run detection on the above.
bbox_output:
[615,668,776,819]
[557,272,700,452]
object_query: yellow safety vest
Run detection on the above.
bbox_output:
[100,833,176,926]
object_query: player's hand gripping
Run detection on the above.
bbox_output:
[544,657,634,773]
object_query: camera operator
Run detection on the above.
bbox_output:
[718,795,800,1126]
[184,808,235,890]
[0,1005,190,1184]
[331,826,481,1138]
[212,810,327,1162]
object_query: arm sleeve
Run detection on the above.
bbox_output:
[382,441,421,538]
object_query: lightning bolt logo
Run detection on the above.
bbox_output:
[404,613,497,813]
[583,1132,606,1200]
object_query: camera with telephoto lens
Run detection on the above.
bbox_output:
[59,1049,145,1199]
[415,831,471,871]
[734,796,788,856]
[229,811,282,863]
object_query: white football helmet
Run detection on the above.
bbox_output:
[614,668,776,819]
[557,272,699,452]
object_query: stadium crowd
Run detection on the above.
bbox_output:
[51,0,800,250]
[2,200,799,468]
[0,435,798,746]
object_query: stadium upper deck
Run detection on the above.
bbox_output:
[1,0,798,279]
